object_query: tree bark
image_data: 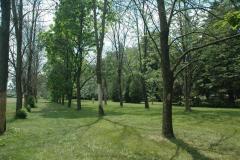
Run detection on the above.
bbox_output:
[93,0,107,116]
[0,0,11,135]
[117,68,123,107]
[76,69,81,110]
[12,0,23,111]
[157,0,175,138]
[103,77,108,105]
[184,66,191,112]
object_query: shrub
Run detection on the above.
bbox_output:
[25,106,31,112]
[15,110,27,119]
[28,96,36,108]
[111,80,120,102]
[129,76,143,103]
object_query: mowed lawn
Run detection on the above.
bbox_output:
[0,99,240,160]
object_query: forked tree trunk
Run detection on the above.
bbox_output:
[93,0,107,116]
[0,0,11,135]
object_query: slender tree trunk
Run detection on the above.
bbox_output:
[103,77,108,105]
[61,94,65,105]
[67,85,73,108]
[184,67,191,112]
[26,0,37,105]
[142,25,149,109]
[0,0,11,135]
[93,0,107,116]
[118,68,123,107]
[12,0,23,111]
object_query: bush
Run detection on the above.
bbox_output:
[129,76,143,103]
[111,80,120,102]
[28,96,36,108]
[15,110,27,119]
[25,106,31,112]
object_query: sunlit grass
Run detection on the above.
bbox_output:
[0,99,240,160]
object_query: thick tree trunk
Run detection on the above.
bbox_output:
[162,76,174,138]
[103,77,108,105]
[76,70,81,110]
[157,0,175,138]
[0,0,11,135]
[97,84,104,115]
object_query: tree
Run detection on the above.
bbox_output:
[12,0,23,112]
[0,0,11,135]
[132,0,240,138]
[93,0,108,116]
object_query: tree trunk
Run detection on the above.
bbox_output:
[67,86,73,108]
[103,77,108,105]
[97,84,104,115]
[157,0,175,138]
[228,90,235,105]
[61,94,65,105]
[118,68,123,107]
[12,0,23,112]
[76,69,81,110]
[93,0,107,116]
[0,0,11,135]
[162,76,174,138]
[184,66,191,112]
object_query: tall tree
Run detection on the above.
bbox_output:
[12,0,23,111]
[93,0,108,116]
[0,0,11,135]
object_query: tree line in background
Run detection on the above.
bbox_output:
[0,0,240,138]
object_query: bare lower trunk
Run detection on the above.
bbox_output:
[118,69,123,107]
[0,92,7,134]
[184,67,191,112]
[61,94,65,105]
[98,84,104,115]
[0,0,10,135]
[162,77,174,138]
[76,77,81,110]
[16,80,22,111]
[67,87,72,108]
[103,78,108,105]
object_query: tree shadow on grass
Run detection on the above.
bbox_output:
[170,138,212,160]
[34,103,124,119]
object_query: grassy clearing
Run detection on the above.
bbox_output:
[0,99,240,160]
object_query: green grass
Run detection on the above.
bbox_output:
[0,99,240,160]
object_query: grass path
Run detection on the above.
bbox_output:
[0,99,240,160]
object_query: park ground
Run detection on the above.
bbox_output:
[0,99,240,160]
